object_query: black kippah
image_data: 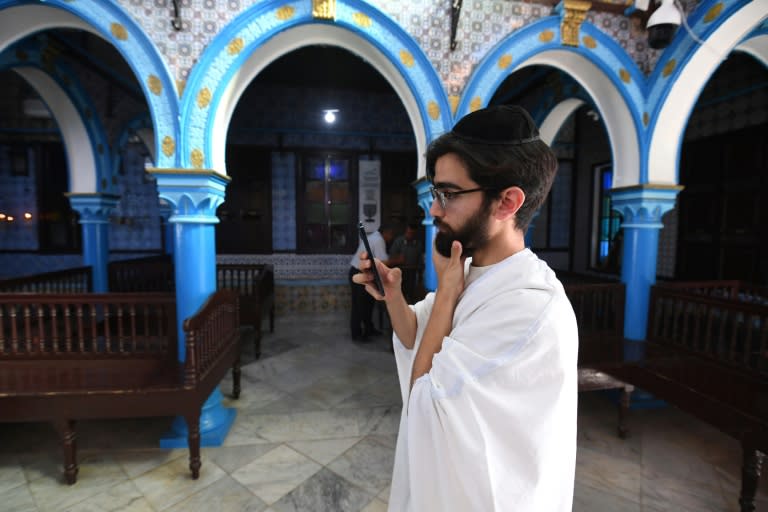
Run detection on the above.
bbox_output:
[451,105,541,145]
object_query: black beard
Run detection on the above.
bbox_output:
[433,202,492,258]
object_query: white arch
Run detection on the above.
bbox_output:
[522,51,639,187]
[14,68,96,192]
[736,34,768,67]
[2,5,101,193]
[649,0,768,183]
[211,24,426,177]
[539,98,585,145]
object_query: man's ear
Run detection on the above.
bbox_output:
[494,186,525,221]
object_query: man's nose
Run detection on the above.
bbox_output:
[429,197,442,217]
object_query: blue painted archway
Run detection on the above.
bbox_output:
[0,37,112,193]
[0,0,180,183]
[181,0,451,178]
[459,16,645,188]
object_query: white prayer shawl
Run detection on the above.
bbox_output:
[388,248,578,512]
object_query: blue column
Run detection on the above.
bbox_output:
[158,200,174,255]
[148,168,235,448]
[414,178,437,292]
[610,185,682,361]
[67,194,120,293]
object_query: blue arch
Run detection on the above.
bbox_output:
[645,0,762,184]
[460,16,645,186]
[0,38,112,192]
[0,0,180,169]
[181,0,450,170]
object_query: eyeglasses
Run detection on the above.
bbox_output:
[429,186,492,210]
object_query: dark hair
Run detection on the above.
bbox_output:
[426,130,558,232]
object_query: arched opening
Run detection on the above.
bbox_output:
[675,52,768,282]
[0,27,162,274]
[488,66,616,275]
[220,45,420,258]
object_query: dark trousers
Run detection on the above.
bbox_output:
[349,266,375,338]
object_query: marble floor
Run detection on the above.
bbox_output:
[0,311,766,512]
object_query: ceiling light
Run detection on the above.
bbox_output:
[323,109,339,124]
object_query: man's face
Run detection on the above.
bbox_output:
[430,153,494,259]
[405,227,417,241]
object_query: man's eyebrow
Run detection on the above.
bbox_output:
[432,181,462,190]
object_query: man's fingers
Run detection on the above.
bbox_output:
[450,240,463,262]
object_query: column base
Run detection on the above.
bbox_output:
[159,389,237,448]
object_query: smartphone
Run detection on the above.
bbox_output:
[358,222,385,296]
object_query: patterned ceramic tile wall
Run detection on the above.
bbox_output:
[0,147,38,251]
[116,0,661,95]
[110,144,163,251]
[275,282,350,313]
[271,151,297,251]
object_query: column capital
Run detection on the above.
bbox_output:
[147,168,230,224]
[609,184,683,229]
[66,193,120,223]
[158,199,174,220]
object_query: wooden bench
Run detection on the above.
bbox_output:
[0,290,241,485]
[109,257,275,356]
[563,278,633,438]
[217,264,275,358]
[622,282,767,512]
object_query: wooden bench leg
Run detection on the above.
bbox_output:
[53,419,78,485]
[739,446,764,512]
[253,315,262,360]
[185,413,201,480]
[618,386,633,439]
[232,355,241,399]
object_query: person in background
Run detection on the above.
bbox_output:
[388,223,424,301]
[349,224,394,342]
[354,105,578,511]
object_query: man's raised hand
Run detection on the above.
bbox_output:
[352,251,402,301]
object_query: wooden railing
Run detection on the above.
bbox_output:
[108,255,174,292]
[0,293,176,359]
[656,280,768,305]
[648,284,768,375]
[0,267,93,294]
[183,290,240,387]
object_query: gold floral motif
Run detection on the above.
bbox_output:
[227,37,244,56]
[427,101,440,121]
[470,96,482,112]
[619,68,631,83]
[276,6,295,20]
[312,0,335,20]
[191,149,204,169]
[582,35,597,49]
[662,58,676,78]
[110,22,128,41]
[352,12,372,28]
[162,136,175,157]
[197,87,211,109]
[497,54,512,69]
[148,75,162,95]
[399,49,414,68]
[561,0,591,47]
[642,112,649,126]
[539,30,555,43]
[703,3,723,23]
[448,95,460,115]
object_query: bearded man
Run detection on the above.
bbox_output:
[354,105,578,511]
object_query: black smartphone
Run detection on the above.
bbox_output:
[358,222,385,296]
